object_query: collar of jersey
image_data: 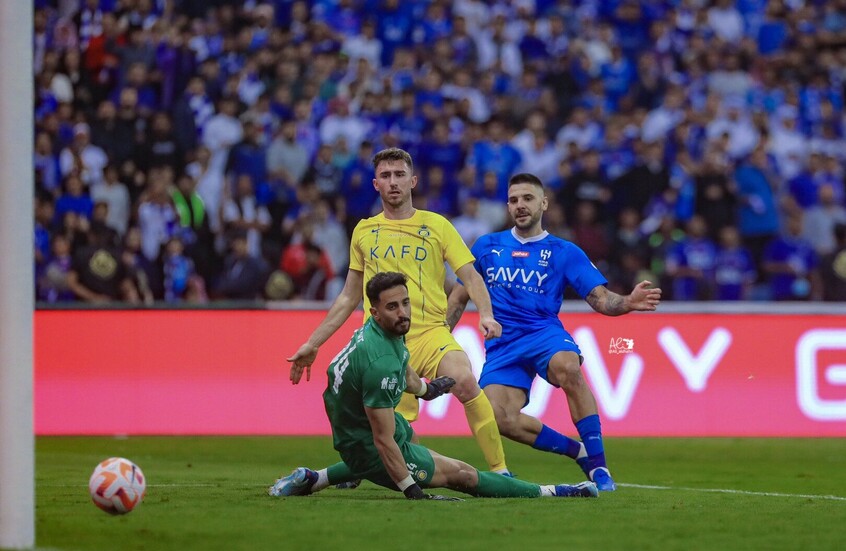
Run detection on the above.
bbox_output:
[510,227,549,244]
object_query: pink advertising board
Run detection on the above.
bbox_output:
[35,310,846,436]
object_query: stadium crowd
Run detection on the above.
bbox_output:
[32,0,846,304]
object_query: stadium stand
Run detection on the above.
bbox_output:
[32,0,846,304]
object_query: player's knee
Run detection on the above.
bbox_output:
[494,409,520,439]
[447,462,478,489]
[449,371,480,402]
[549,359,583,390]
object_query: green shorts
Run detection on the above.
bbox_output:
[343,439,436,490]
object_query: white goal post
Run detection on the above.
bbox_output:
[0,0,35,548]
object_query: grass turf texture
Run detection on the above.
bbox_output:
[33,436,845,551]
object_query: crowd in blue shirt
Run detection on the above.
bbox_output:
[32,0,846,303]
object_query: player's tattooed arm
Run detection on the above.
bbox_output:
[586,281,662,316]
[586,285,630,316]
[446,283,471,332]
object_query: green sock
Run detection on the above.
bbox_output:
[326,461,357,485]
[462,470,541,498]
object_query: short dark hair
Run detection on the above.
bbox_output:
[508,173,544,189]
[372,147,413,173]
[366,272,408,305]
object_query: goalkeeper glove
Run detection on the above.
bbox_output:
[402,484,463,501]
[416,376,456,401]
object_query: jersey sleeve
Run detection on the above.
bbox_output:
[349,220,365,272]
[564,243,609,299]
[442,217,476,272]
[360,356,402,410]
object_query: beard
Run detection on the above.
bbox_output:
[512,210,541,229]
[385,317,411,336]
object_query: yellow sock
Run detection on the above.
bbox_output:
[463,391,508,472]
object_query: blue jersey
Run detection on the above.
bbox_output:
[470,229,607,338]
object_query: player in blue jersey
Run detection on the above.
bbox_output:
[447,173,662,491]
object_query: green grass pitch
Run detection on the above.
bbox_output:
[32,436,845,551]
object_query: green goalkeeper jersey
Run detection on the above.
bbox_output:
[322,318,411,471]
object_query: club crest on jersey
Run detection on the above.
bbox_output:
[539,249,551,267]
[417,225,430,237]
[512,251,529,258]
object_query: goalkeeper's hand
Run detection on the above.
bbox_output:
[403,484,463,501]
[419,376,456,401]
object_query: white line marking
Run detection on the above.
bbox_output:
[619,483,846,502]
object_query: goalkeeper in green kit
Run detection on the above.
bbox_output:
[269,272,598,500]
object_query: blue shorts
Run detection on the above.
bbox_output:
[479,324,581,396]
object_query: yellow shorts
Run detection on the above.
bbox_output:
[397,325,464,422]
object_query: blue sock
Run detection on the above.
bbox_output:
[532,424,583,459]
[575,414,607,471]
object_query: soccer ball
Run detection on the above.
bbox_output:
[88,457,147,514]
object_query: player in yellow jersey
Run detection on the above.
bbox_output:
[288,147,510,476]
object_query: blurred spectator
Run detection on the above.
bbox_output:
[38,234,75,303]
[734,146,780,276]
[162,236,196,303]
[558,148,612,225]
[226,120,270,204]
[309,199,349,274]
[213,230,268,300]
[280,234,336,301]
[762,213,820,301]
[222,174,271,260]
[59,123,108,186]
[202,96,243,174]
[90,100,137,169]
[452,197,493,248]
[121,226,159,302]
[136,167,178,261]
[466,117,521,199]
[571,201,610,268]
[714,225,757,301]
[54,173,94,226]
[695,148,737,240]
[665,215,718,301]
[556,105,602,153]
[613,141,669,217]
[306,143,343,197]
[802,184,846,256]
[319,97,371,152]
[34,131,62,195]
[137,111,182,172]
[67,222,139,303]
[820,224,846,301]
[90,164,130,236]
[171,172,216,282]
[186,146,225,237]
[267,118,309,193]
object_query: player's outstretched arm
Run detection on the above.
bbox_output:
[366,405,425,498]
[585,281,662,317]
[287,269,364,383]
[446,282,471,332]
[455,263,502,339]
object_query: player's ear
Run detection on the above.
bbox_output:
[369,306,378,319]
[542,194,549,211]
[410,174,417,189]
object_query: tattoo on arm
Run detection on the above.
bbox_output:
[446,303,466,332]
[587,287,628,316]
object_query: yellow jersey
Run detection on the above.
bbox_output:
[349,209,474,340]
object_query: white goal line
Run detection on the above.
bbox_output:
[618,483,846,502]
